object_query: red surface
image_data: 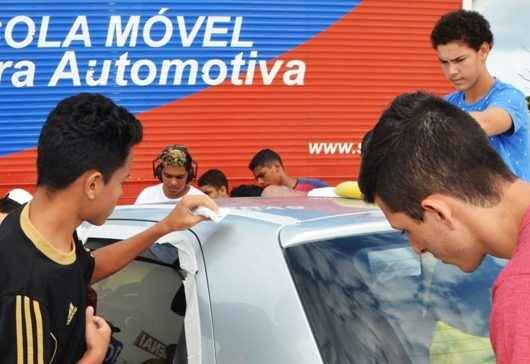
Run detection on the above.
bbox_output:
[0,0,460,203]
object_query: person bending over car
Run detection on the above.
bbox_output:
[359,91,530,364]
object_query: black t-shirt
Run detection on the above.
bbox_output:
[0,204,95,363]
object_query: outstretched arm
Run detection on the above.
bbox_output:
[90,195,217,283]
[469,107,512,136]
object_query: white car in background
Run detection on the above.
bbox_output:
[79,197,504,364]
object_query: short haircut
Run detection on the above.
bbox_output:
[230,184,264,197]
[198,169,228,189]
[431,9,493,51]
[37,93,143,190]
[248,149,283,171]
[358,91,514,220]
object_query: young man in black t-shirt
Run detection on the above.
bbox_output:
[0,94,217,363]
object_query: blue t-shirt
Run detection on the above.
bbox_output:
[294,177,329,192]
[445,79,530,181]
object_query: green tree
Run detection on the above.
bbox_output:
[527,96,530,111]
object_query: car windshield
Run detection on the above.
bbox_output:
[284,232,506,364]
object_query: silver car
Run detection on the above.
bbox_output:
[79,197,504,364]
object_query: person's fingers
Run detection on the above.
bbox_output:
[189,214,208,224]
[86,306,95,320]
[92,315,111,332]
[181,195,219,212]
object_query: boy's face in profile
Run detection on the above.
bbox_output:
[436,40,489,93]
[252,163,282,187]
[86,151,133,225]
[375,195,487,273]
[199,184,228,199]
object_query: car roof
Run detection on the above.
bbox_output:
[108,196,383,226]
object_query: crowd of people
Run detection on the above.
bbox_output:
[133,145,329,204]
[0,8,529,364]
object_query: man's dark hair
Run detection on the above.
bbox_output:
[358,91,514,220]
[198,169,228,189]
[230,184,264,197]
[0,197,21,214]
[37,93,143,189]
[248,149,283,171]
[431,9,493,51]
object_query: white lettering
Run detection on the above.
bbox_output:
[49,51,81,86]
[177,16,205,47]
[143,8,173,48]
[105,16,140,47]
[131,59,157,86]
[231,17,253,47]
[12,60,35,87]
[203,16,230,47]
[63,16,91,47]
[202,59,227,85]
[5,16,35,49]
[37,16,60,48]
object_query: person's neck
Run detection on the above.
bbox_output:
[282,175,298,190]
[29,188,81,253]
[163,184,190,199]
[468,179,530,259]
[463,72,495,104]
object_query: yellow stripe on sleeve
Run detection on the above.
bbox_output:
[15,295,23,364]
[33,300,44,364]
[24,296,34,364]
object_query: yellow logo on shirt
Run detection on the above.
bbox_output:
[66,303,77,326]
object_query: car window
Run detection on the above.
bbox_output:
[87,238,187,363]
[284,232,505,364]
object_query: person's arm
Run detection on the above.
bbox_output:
[490,275,530,363]
[91,195,217,283]
[77,306,111,364]
[469,107,512,136]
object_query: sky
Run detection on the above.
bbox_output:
[473,0,530,95]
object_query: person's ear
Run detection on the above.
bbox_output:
[84,171,104,200]
[420,195,455,229]
[478,42,490,61]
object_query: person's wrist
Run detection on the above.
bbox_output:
[78,348,106,364]
[157,218,174,236]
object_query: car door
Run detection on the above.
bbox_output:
[80,220,216,364]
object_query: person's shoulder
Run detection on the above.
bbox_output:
[491,79,526,100]
[139,183,162,194]
[187,185,206,196]
[298,177,329,187]
[0,210,36,293]
[135,183,164,204]
[444,90,463,103]
[0,208,26,247]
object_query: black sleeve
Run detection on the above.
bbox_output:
[0,294,55,363]
[74,233,95,283]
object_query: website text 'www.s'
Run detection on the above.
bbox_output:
[308,142,362,155]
